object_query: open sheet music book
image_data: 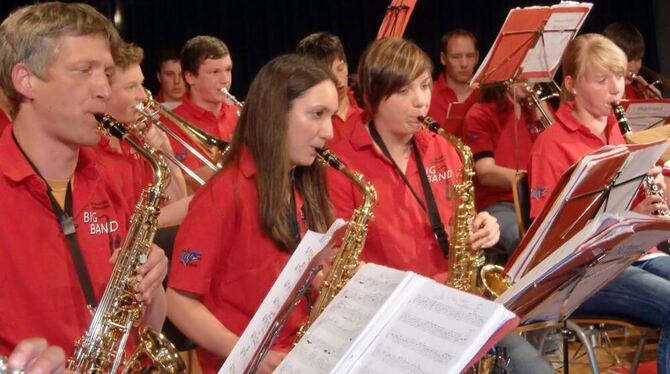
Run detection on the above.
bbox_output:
[505,140,668,282]
[275,263,518,374]
[498,211,670,324]
[472,2,592,86]
[218,219,347,374]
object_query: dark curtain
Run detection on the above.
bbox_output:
[0,0,662,98]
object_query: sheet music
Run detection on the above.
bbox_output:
[625,100,670,131]
[219,219,346,374]
[275,264,411,373]
[279,264,517,374]
[348,278,513,374]
[500,213,670,323]
[507,146,628,281]
[599,140,668,214]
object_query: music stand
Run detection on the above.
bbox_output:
[471,2,592,87]
[376,0,416,39]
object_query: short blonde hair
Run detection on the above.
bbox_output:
[0,2,120,117]
[561,33,627,101]
[358,38,433,114]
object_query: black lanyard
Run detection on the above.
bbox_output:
[13,134,98,308]
[287,171,302,251]
[369,123,451,256]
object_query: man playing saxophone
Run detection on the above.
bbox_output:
[0,0,168,360]
[326,37,554,373]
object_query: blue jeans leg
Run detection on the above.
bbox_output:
[484,201,521,258]
[497,333,554,374]
[574,256,670,373]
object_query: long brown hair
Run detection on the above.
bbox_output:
[223,54,335,252]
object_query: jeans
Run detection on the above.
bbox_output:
[497,333,554,373]
[575,255,670,373]
[484,202,521,261]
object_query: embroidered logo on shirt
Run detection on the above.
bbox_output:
[466,132,479,143]
[83,211,119,235]
[531,186,548,200]
[179,250,202,266]
[175,151,186,161]
[425,164,453,184]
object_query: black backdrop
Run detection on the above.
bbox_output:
[0,0,664,99]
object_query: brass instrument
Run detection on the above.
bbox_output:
[294,148,378,342]
[523,81,560,134]
[221,87,243,116]
[68,114,185,374]
[134,89,228,180]
[419,115,486,294]
[628,71,663,99]
[420,116,509,373]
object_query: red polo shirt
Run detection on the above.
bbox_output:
[167,94,239,171]
[168,147,308,374]
[624,83,642,100]
[464,101,535,211]
[428,72,479,136]
[94,136,153,212]
[0,129,130,356]
[331,88,365,142]
[528,101,625,218]
[327,122,462,278]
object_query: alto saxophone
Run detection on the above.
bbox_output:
[418,116,485,294]
[67,114,186,373]
[294,148,378,342]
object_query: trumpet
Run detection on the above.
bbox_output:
[522,81,560,134]
[134,89,229,185]
[221,87,243,115]
[628,71,663,99]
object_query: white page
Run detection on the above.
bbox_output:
[348,278,515,374]
[626,101,670,131]
[275,264,412,374]
[507,146,628,281]
[598,140,668,215]
[218,219,346,374]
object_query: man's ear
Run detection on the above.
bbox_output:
[11,62,37,100]
[439,51,447,67]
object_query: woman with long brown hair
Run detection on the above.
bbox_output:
[166,54,338,373]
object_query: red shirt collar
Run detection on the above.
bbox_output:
[0,128,99,184]
[348,120,434,158]
[555,100,620,139]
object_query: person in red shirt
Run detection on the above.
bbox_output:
[603,22,655,100]
[296,32,364,142]
[98,41,186,211]
[154,50,185,110]
[427,29,480,136]
[327,37,553,373]
[463,83,547,261]
[166,54,338,373]
[0,1,168,360]
[529,33,670,373]
[167,35,239,188]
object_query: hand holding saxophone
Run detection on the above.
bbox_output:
[1,338,68,374]
[109,243,168,304]
[468,211,500,250]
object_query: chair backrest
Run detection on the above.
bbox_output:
[512,171,532,236]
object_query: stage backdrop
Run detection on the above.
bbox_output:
[1,0,665,99]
